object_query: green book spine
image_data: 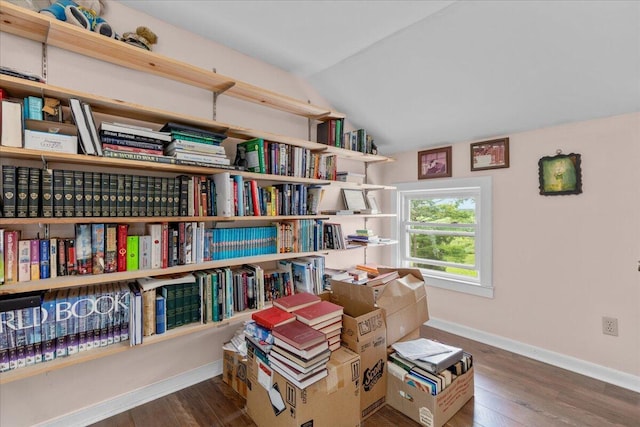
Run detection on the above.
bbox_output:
[108,174,117,217]
[191,282,200,324]
[174,283,185,327]
[100,172,110,217]
[27,167,41,218]
[62,170,75,218]
[124,174,132,217]
[2,165,17,218]
[83,171,93,217]
[153,177,162,217]
[73,171,83,217]
[131,175,141,217]
[116,174,125,217]
[145,176,154,217]
[16,166,29,218]
[126,235,139,271]
[160,177,168,217]
[163,286,177,330]
[92,171,101,217]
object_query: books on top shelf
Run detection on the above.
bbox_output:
[100,121,172,143]
[272,291,321,313]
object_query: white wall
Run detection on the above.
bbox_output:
[381,112,640,377]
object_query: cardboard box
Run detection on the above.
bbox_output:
[341,308,387,419]
[331,268,429,346]
[223,349,248,398]
[24,129,78,154]
[386,366,474,427]
[246,346,361,427]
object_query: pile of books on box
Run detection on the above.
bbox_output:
[161,122,230,167]
[247,292,343,389]
[387,338,473,396]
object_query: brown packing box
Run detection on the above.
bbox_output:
[340,308,388,419]
[245,346,361,427]
[331,268,429,346]
[223,349,248,398]
[387,366,474,427]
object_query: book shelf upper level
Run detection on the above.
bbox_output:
[0,1,345,121]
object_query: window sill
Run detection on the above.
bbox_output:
[422,274,494,298]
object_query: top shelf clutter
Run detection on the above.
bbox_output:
[0,1,343,120]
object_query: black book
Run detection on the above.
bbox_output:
[170,177,179,217]
[62,170,75,218]
[131,175,141,217]
[28,167,41,218]
[83,171,93,217]
[57,238,67,276]
[145,175,154,217]
[160,122,227,141]
[52,169,64,218]
[109,173,118,217]
[92,171,102,217]
[124,175,133,217]
[100,173,110,217]
[16,166,29,218]
[116,174,125,217]
[99,134,164,151]
[2,165,17,218]
[41,168,53,218]
[178,175,189,216]
[73,171,84,217]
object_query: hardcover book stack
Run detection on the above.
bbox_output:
[161,122,230,167]
[99,121,171,161]
[292,300,343,351]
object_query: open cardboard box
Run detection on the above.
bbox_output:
[331,268,429,346]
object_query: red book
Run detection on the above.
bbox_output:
[251,306,296,330]
[249,180,261,216]
[272,292,321,313]
[116,224,128,272]
[161,222,169,268]
[293,301,343,327]
[272,320,326,350]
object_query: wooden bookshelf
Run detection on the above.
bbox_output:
[0,1,344,120]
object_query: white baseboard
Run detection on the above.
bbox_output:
[38,360,223,427]
[426,318,640,393]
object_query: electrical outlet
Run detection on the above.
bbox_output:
[602,317,619,336]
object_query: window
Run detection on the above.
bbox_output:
[394,176,493,298]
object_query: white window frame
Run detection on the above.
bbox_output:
[393,176,494,298]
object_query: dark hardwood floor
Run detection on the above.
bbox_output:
[91,327,640,426]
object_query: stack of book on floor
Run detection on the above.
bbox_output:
[160,122,230,167]
[99,121,172,161]
[387,338,472,396]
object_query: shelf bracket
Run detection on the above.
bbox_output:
[41,42,48,82]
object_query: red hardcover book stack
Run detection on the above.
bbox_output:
[293,300,344,351]
[251,306,296,330]
[272,291,321,312]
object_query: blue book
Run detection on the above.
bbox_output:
[155,295,166,335]
[39,239,50,279]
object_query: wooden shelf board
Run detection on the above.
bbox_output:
[0,1,345,120]
[0,309,257,385]
[0,250,328,295]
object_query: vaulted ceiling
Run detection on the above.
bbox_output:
[120,0,640,155]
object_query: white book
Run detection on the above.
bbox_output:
[82,102,103,156]
[101,121,171,142]
[212,172,232,217]
[24,129,77,154]
[173,150,231,165]
[145,223,163,269]
[69,98,96,155]
[139,235,152,270]
[165,139,226,155]
[1,99,23,147]
[49,238,57,279]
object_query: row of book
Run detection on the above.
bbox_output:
[235,138,338,180]
[0,282,131,373]
[316,119,377,155]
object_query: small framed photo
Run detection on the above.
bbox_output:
[341,188,368,212]
[538,152,582,196]
[470,137,510,171]
[366,193,380,214]
[418,146,452,179]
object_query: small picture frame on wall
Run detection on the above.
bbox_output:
[418,146,452,179]
[366,193,380,214]
[341,188,369,212]
[470,137,510,171]
[538,152,582,196]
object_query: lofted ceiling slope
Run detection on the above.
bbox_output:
[119,1,640,155]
